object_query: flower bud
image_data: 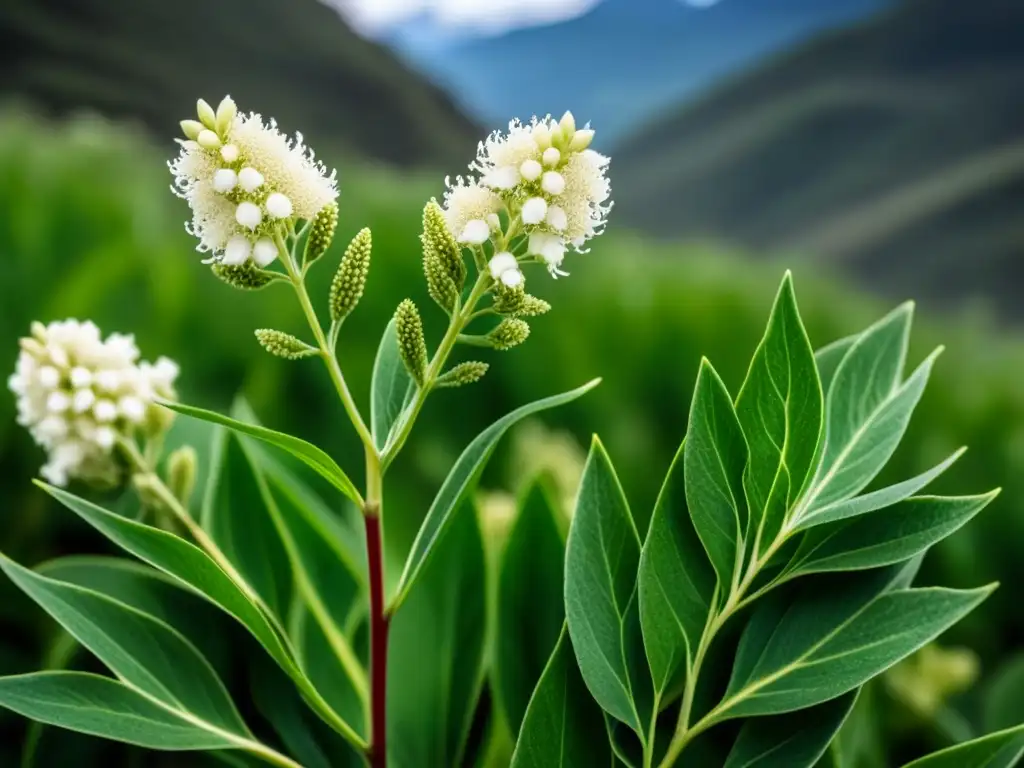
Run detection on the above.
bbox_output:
[215,96,237,137]
[569,129,595,152]
[424,249,459,314]
[180,120,204,140]
[329,228,372,322]
[304,201,339,266]
[520,294,552,317]
[422,200,466,289]
[167,445,198,507]
[198,129,222,150]
[395,299,428,386]
[532,121,553,150]
[254,329,318,360]
[211,262,279,290]
[490,318,530,351]
[436,361,489,388]
[557,111,576,144]
[196,99,217,129]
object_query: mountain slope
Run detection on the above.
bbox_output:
[612,0,1024,314]
[387,0,889,143]
[0,0,479,168]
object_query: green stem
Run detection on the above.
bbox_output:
[381,272,492,470]
[275,232,375,452]
[658,531,792,766]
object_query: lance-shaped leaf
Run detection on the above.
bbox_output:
[495,480,566,737]
[510,627,612,767]
[793,449,966,530]
[723,692,857,768]
[36,483,366,750]
[565,438,651,737]
[392,378,600,610]
[0,555,249,736]
[795,336,942,525]
[162,401,361,505]
[371,317,414,452]
[714,572,993,720]
[787,493,998,576]
[638,441,716,705]
[685,359,748,592]
[0,672,240,751]
[815,334,858,397]
[734,272,822,553]
[388,501,487,767]
[901,724,1024,768]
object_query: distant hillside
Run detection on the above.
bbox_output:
[0,0,479,168]
[613,0,1024,316]
[386,0,888,143]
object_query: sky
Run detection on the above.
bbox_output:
[332,0,722,36]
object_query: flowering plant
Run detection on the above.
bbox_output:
[1,97,1022,768]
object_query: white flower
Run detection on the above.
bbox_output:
[550,148,612,246]
[442,177,502,241]
[542,171,565,196]
[488,252,519,280]
[529,232,569,277]
[253,238,278,267]
[9,320,180,487]
[169,96,338,264]
[458,220,491,245]
[500,268,524,288]
[521,197,548,225]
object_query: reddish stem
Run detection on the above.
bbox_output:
[365,512,389,768]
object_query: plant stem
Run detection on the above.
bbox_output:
[364,507,389,768]
[658,532,791,767]
[381,273,491,469]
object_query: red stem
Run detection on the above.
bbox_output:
[365,512,389,768]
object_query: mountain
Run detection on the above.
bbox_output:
[612,0,1024,317]
[386,0,890,143]
[0,0,478,168]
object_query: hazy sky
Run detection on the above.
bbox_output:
[333,0,723,36]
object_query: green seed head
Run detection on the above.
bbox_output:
[329,227,372,322]
[395,299,428,385]
[254,329,318,360]
[437,361,489,388]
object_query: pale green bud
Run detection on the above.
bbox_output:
[424,250,459,314]
[211,262,279,290]
[254,329,318,360]
[490,318,530,351]
[395,299,428,386]
[569,129,595,152]
[19,337,46,357]
[30,321,47,342]
[422,200,466,289]
[167,445,198,507]
[532,121,553,151]
[556,111,576,146]
[197,129,221,150]
[437,361,489,388]
[519,294,552,317]
[196,98,217,129]
[180,119,204,140]
[215,96,236,137]
[305,202,339,266]
[329,227,372,322]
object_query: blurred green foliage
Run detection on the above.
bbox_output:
[2,107,1024,764]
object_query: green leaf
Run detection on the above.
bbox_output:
[723,692,857,768]
[495,479,566,737]
[734,272,823,554]
[814,334,858,396]
[392,377,600,610]
[716,573,993,720]
[787,493,997,576]
[388,500,488,768]
[0,672,238,750]
[36,482,367,750]
[685,359,748,592]
[900,724,1024,768]
[793,449,966,530]
[372,317,414,452]
[795,343,942,525]
[565,437,651,737]
[0,553,249,736]
[162,400,361,505]
[203,427,293,620]
[638,441,715,705]
[510,627,613,768]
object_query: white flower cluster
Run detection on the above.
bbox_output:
[442,111,611,282]
[8,320,179,487]
[170,96,338,267]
